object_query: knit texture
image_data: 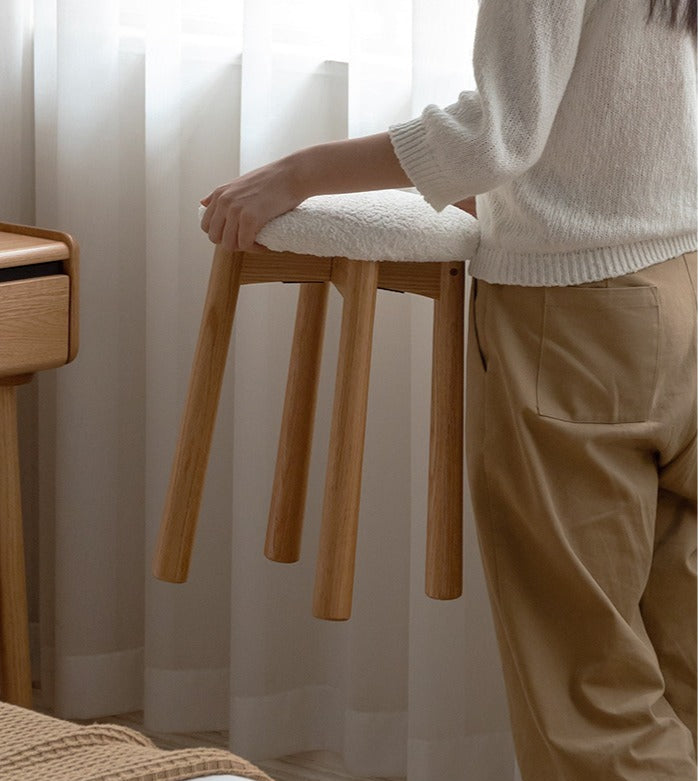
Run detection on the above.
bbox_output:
[0,703,273,781]
[389,0,697,286]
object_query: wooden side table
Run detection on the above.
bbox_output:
[0,223,79,707]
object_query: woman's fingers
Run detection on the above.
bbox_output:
[206,203,230,246]
[203,201,268,253]
[200,193,272,251]
[200,206,212,233]
[220,211,241,252]
[199,157,305,250]
[203,200,261,252]
[236,211,262,251]
[199,193,220,232]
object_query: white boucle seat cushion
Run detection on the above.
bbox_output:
[199,189,480,262]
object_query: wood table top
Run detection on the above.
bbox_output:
[0,231,70,270]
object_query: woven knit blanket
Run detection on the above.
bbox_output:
[0,702,273,781]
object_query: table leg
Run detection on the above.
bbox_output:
[0,378,33,707]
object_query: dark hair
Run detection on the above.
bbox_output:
[647,0,697,36]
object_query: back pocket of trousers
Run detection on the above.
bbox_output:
[537,286,659,423]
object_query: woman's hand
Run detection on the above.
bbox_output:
[200,133,414,252]
[200,155,306,252]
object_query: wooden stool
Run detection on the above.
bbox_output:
[153,191,479,620]
[0,222,79,706]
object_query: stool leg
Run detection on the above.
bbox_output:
[426,262,464,600]
[266,282,330,563]
[313,260,378,620]
[153,246,244,583]
[0,380,33,706]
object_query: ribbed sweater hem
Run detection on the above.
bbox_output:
[469,232,698,286]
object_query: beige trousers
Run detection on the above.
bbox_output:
[465,251,697,781]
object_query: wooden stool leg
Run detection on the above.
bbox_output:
[426,262,464,599]
[313,260,378,620]
[266,282,330,563]
[153,246,244,583]
[0,379,33,706]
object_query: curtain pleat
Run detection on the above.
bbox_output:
[0,1,518,777]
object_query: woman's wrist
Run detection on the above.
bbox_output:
[284,147,317,202]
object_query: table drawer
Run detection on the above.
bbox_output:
[0,275,71,377]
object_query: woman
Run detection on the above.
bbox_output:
[200,1,697,778]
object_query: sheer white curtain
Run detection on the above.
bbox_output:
[2,0,520,777]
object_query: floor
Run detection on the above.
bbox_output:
[75,710,405,781]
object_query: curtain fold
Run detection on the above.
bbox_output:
[1,1,519,777]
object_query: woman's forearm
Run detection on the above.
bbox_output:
[201,131,414,250]
[290,132,413,200]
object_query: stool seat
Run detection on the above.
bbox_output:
[199,189,480,262]
[157,191,479,620]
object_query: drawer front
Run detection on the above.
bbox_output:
[0,275,70,376]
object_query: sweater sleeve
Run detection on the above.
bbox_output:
[388,0,594,211]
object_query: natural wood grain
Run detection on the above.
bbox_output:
[377,260,441,299]
[0,375,32,387]
[0,276,70,377]
[240,251,441,299]
[313,259,379,621]
[153,246,244,583]
[156,241,466,615]
[426,262,464,600]
[0,223,80,362]
[0,223,79,708]
[0,232,70,269]
[266,282,330,563]
[0,383,32,707]
[241,252,332,285]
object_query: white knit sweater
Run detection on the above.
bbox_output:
[388,0,697,286]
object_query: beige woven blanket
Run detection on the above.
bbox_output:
[0,703,273,781]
